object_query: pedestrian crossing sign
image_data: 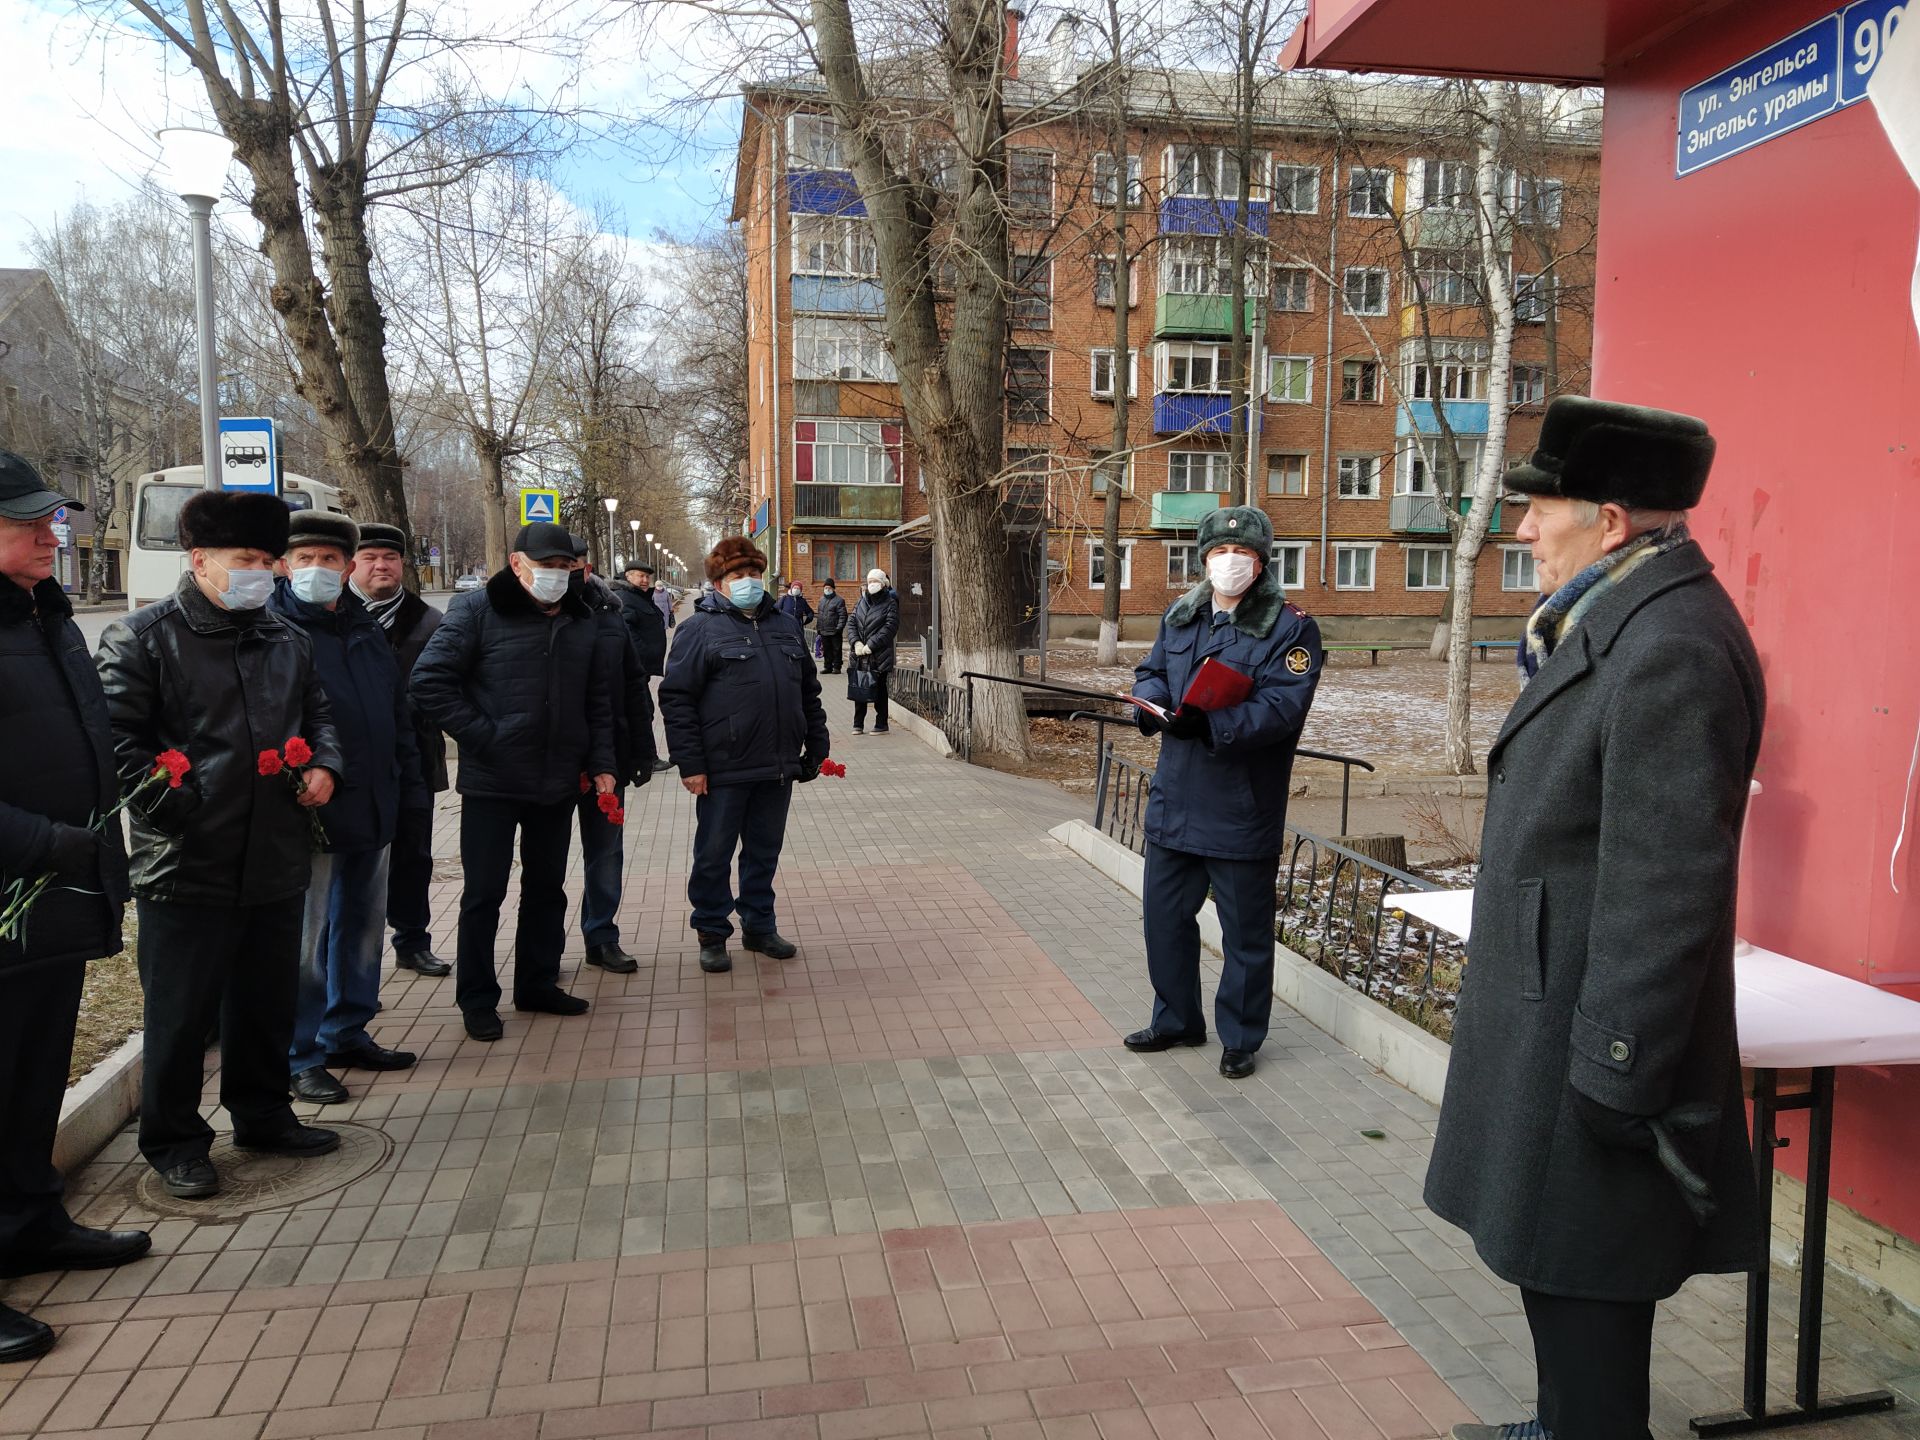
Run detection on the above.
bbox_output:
[519,489,560,525]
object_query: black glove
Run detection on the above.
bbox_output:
[1164,705,1212,742]
[1136,706,1169,736]
[797,758,822,783]
[1574,1092,1655,1152]
[45,823,100,884]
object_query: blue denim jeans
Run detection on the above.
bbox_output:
[291,845,392,1073]
[688,779,792,939]
[576,785,625,948]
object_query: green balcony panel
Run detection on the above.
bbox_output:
[1150,490,1226,530]
[1154,293,1263,338]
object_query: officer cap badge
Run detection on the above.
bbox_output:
[1228,517,1238,528]
[1284,647,1312,675]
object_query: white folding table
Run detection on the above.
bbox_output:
[1393,889,1920,1434]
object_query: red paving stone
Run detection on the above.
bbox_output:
[0,1203,1474,1439]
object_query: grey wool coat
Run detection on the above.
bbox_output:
[1424,541,1765,1303]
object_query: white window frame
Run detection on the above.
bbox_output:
[1510,365,1548,405]
[795,418,901,487]
[1166,449,1232,494]
[1397,436,1485,496]
[1271,265,1313,313]
[1011,252,1053,328]
[1342,267,1389,317]
[1094,255,1140,308]
[1266,452,1309,497]
[1164,144,1268,201]
[787,113,845,169]
[1336,454,1381,499]
[1160,236,1266,298]
[1154,341,1232,395]
[1009,149,1056,219]
[1093,152,1145,207]
[1347,167,1394,218]
[1340,358,1381,403]
[1087,538,1135,590]
[791,214,877,277]
[1501,544,1539,592]
[1334,542,1379,592]
[792,317,896,382]
[1414,157,1473,212]
[1404,544,1452,592]
[1007,347,1052,423]
[1513,271,1558,326]
[1165,540,1201,586]
[1269,541,1308,590]
[1508,173,1565,228]
[1271,163,1320,214]
[1409,249,1481,308]
[1091,450,1133,495]
[1404,338,1491,402]
[1268,355,1313,404]
[1089,348,1140,399]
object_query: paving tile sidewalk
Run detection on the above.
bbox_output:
[2,684,1914,1438]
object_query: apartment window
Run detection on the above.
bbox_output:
[1155,341,1231,394]
[1166,541,1201,585]
[1011,253,1052,327]
[1510,365,1548,405]
[1093,152,1145,207]
[1400,436,1484,495]
[1089,348,1139,399]
[1094,256,1138,307]
[1411,249,1481,307]
[1161,236,1265,298]
[788,113,845,169]
[1007,347,1051,423]
[1270,541,1307,589]
[1502,545,1538,592]
[1269,355,1313,404]
[1165,144,1266,200]
[1091,450,1132,494]
[1167,450,1231,493]
[1341,359,1381,403]
[1405,545,1451,591]
[1271,266,1312,312]
[1405,338,1491,401]
[1271,163,1320,214]
[1512,174,1564,228]
[793,318,895,382]
[1418,158,1473,212]
[1514,272,1557,325]
[1009,150,1055,220]
[1334,543,1377,591]
[792,214,877,276]
[1266,453,1308,497]
[917,142,956,193]
[1348,167,1394,218]
[1087,539,1134,589]
[812,540,881,583]
[1343,267,1389,316]
[1337,454,1381,498]
[794,419,902,486]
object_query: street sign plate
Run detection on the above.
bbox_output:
[430,545,442,560]
[1677,13,1842,177]
[51,523,71,544]
[1840,0,1907,105]
[53,507,67,523]
[519,489,560,525]
[217,416,279,493]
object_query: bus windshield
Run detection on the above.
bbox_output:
[136,484,197,553]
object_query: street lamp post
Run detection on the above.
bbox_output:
[158,127,236,491]
[628,519,640,570]
[601,496,618,573]
[645,532,656,575]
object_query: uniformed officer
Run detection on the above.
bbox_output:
[1125,505,1322,1080]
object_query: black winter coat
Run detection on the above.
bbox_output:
[388,590,448,793]
[659,590,829,787]
[815,591,848,636]
[1424,542,1764,1302]
[613,579,668,676]
[778,593,815,627]
[95,575,345,907]
[0,577,128,975]
[849,588,900,673]
[267,582,426,853]
[582,576,658,783]
[408,569,615,805]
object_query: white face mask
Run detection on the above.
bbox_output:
[524,567,570,604]
[867,580,884,595]
[1207,552,1258,598]
[211,560,274,611]
[290,566,344,606]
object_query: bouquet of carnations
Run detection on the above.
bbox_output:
[260,736,328,848]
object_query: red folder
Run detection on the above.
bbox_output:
[1125,657,1254,721]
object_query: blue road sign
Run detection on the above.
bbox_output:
[519,489,560,525]
[1841,0,1907,105]
[217,416,279,493]
[1678,13,1843,177]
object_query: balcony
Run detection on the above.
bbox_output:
[792,276,885,316]
[1152,393,1233,437]
[1158,197,1270,237]
[792,483,902,528]
[1397,399,1492,437]
[1389,493,1504,533]
[1154,294,1262,338]
[787,170,865,216]
[1150,491,1227,530]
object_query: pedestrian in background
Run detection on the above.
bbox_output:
[0,452,148,1362]
[271,512,426,1105]
[815,579,848,673]
[778,581,814,630]
[847,567,898,735]
[660,537,829,974]
[350,524,451,979]
[614,558,673,774]
[410,522,615,1042]
[97,490,345,1199]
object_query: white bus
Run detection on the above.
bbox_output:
[128,466,350,606]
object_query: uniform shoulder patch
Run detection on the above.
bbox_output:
[1284,646,1313,675]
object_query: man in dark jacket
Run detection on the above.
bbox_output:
[815,579,848,673]
[410,522,616,1041]
[660,536,829,975]
[777,581,814,630]
[1127,506,1322,1082]
[0,453,149,1362]
[847,567,899,734]
[1428,400,1763,1440]
[271,512,427,1105]
[96,490,346,1201]
[350,524,451,978]
[613,559,673,774]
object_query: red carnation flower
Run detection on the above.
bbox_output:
[283,736,313,767]
[579,773,592,794]
[820,759,847,779]
[153,749,191,789]
[608,806,626,825]
[258,750,284,777]
[596,790,619,816]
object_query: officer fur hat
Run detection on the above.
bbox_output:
[706,536,768,582]
[1195,505,1274,561]
[177,490,291,558]
[286,510,360,558]
[355,522,407,554]
[1505,396,1716,511]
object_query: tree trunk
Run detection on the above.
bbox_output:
[477,441,509,575]
[87,464,113,604]
[1337,833,1408,871]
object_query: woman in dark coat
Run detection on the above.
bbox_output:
[847,567,899,735]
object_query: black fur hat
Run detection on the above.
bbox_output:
[286,510,360,557]
[1506,397,1716,511]
[177,491,291,558]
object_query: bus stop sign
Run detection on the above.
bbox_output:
[218,417,279,494]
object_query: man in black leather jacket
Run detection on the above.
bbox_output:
[95,490,345,1201]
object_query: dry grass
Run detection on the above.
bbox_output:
[1405,793,1481,864]
[69,923,144,1086]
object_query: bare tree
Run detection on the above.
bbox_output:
[650,229,752,530]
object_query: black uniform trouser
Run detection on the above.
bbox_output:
[0,962,85,1252]
[136,896,304,1173]
[455,796,573,1015]
[821,633,843,673]
[1142,841,1278,1052]
[853,672,889,729]
[689,779,792,941]
[1521,1288,1656,1440]
[387,802,436,958]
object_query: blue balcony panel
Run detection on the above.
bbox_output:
[788,170,866,216]
[791,276,886,316]
[1395,399,1492,438]
[1158,197,1270,237]
[1153,393,1233,436]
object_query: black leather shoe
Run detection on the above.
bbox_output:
[0,1304,54,1363]
[653,758,674,773]
[291,1067,349,1104]
[742,931,797,960]
[464,1009,504,1041]
[1123,1028,1207,1053]
[1219,1049,1257,1080]
[586,943,639,974]
[162,1159,219,1198]
[234,1124,341,1157]
[327,1043,416,1071]
[514,989,589,1016]
[699,938,732,973]
[396,951,451,977]
[872,725,890,734]
[0,1227,151,1278]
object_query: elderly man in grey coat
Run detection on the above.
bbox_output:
[1428,397,1765,1440]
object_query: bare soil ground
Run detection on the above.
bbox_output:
[71,944,142,1085]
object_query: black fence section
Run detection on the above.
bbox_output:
[887,664,969,749]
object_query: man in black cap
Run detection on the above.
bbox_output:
[0,452,149,1362]
[1428,397,1763,1440]
[612,558,673,772]
[350,524,451,978]
[410,522,615,1041]
[96,487,346,1200]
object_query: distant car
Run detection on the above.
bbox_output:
[454,574,483,593]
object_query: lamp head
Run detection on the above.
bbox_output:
[157,126,234,203]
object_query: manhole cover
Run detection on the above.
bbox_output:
[129,1122,393,1219]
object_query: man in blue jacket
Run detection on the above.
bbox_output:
[270,512,427,1103]
[660,537,829,975]
[1128,506,1322,1080]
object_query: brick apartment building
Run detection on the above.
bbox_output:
[730,45,1598,646]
